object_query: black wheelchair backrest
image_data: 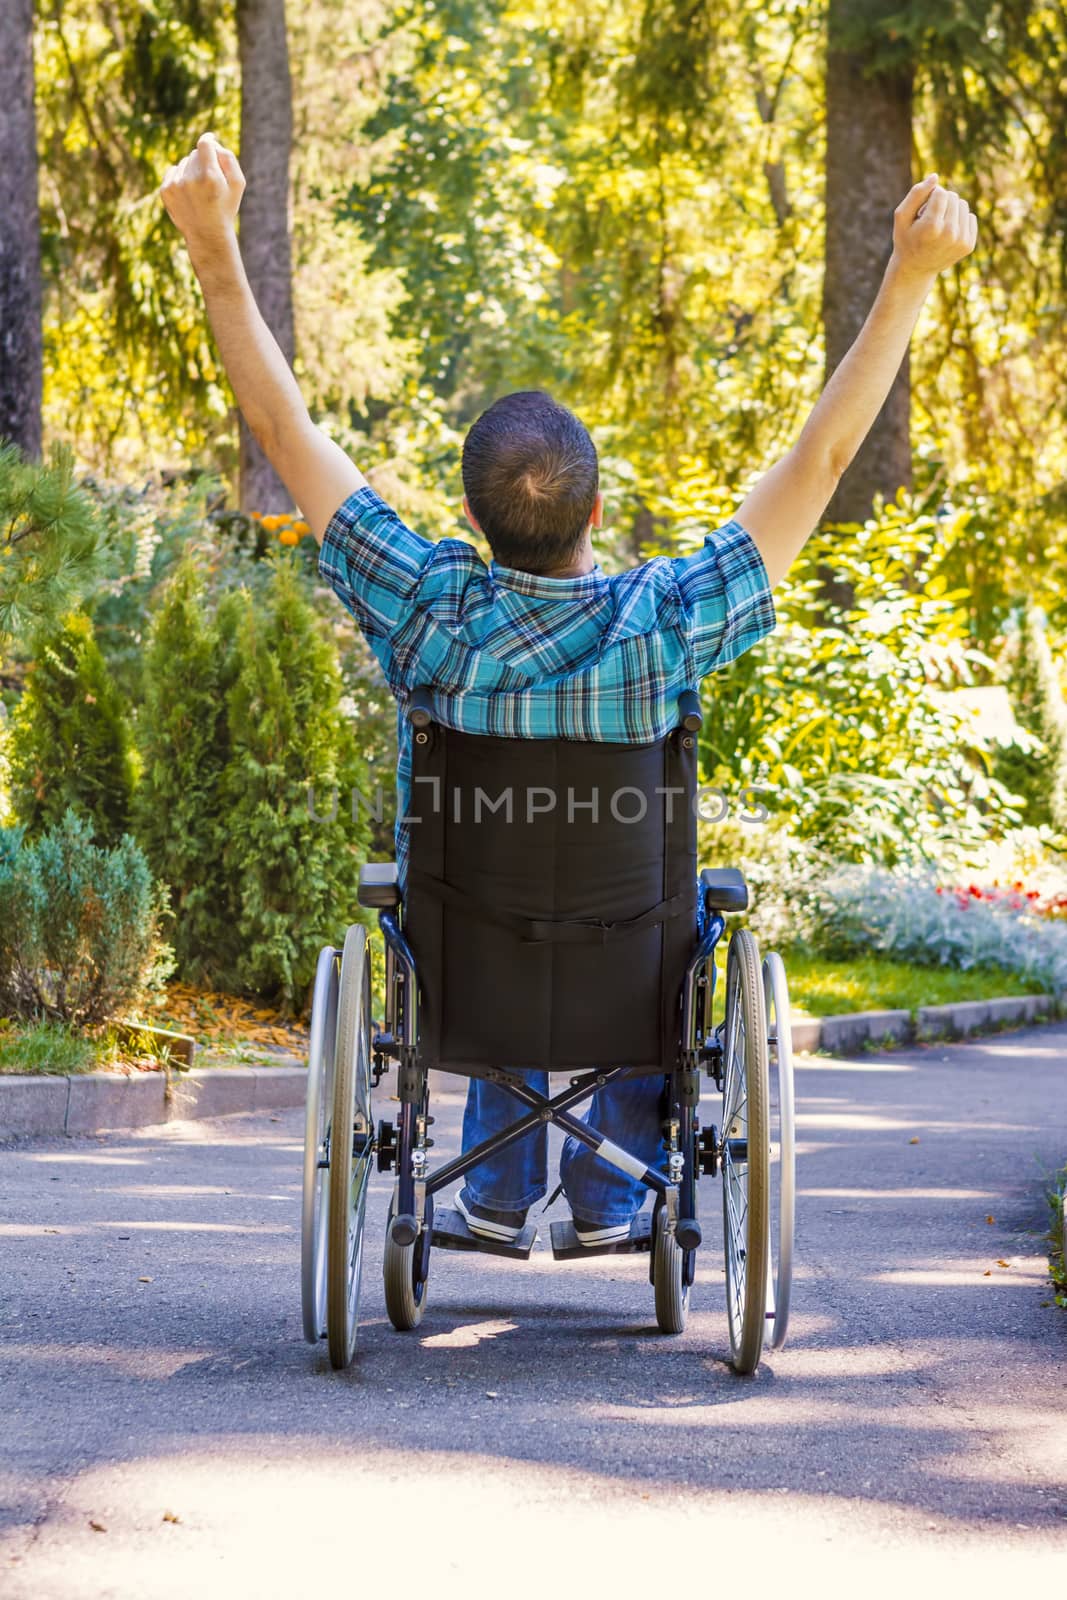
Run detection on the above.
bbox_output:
[402,691,701,1072]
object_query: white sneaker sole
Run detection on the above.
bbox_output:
[573,1219,633,1247]
[454,1191,525,1243]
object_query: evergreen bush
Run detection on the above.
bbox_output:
[9,612,136,846]
[994,608,1067,832]
[0,810,172,1028]
[135,560,241,984]
[219,563,370,1010]
[136,556,370,1011]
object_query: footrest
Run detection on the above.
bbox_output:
[431,1207,539,1260]
[550,1211,653,1261]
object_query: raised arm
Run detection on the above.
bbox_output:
[160,132,364,543]
[736,172,978,588]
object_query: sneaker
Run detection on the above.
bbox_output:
[454,1186,528,1243]
[572,1214,635,1248]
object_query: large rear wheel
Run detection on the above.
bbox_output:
[326,924,374,1371]
[301,945,339,1344]
[763,951,796,1351]
[721,928,770,1375]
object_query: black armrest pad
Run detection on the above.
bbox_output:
[700,867,749,913]
[358,861,402,910]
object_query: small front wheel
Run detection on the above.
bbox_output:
[652,1204,689,1335]
[384,1196,430,1331]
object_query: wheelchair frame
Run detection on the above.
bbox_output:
[301,690,796,1376]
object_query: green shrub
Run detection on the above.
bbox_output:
[1049,1166,1066,1309]
[9,612,136,846]
[0,809,172,1028]
[993,608,1067,832]
[135,560,240,983]
[218,563,370,1010]
[135,556,370,1011]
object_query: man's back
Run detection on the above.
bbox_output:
[319,483,776,878]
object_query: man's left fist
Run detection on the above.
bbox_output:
[161,132,245,247]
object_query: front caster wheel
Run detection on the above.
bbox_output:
[653,1203,689,1334]
[384,1196,431,1331]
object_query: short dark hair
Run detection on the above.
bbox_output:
[461,390,599,574]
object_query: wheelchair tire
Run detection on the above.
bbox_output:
[763,951,796,1351]
[652,1203,689,1335]
[301,945,340,1344]
[721,928,770,1375]
[384,1195,430,1331]
[326,924,374,1371]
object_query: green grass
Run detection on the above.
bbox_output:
[0,1019,100,1076]
[707,944,1046,1022]
[781,952,1046,1018]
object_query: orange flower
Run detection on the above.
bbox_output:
[278,528,300,546]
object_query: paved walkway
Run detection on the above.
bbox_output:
[2,1026,1066,1595]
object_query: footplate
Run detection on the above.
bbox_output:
[550,1211,653,1260]
[431,1207,539,1260]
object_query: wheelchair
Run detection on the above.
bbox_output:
[301,686,796,1375]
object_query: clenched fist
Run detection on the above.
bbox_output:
[161,131,245,251]
[891,172,977,279]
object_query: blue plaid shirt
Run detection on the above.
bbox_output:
[319,486,776,883]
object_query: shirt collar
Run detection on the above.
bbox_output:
[488,559,608,600]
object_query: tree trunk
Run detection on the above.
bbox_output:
[0,0,43,461]
[822,0,913,530]
[235,0,296,514]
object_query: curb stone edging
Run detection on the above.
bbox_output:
[0,1062,307,1141]
[1,991,1063,1138]
[792,991,1059,1056]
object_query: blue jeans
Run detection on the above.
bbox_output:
[459,885,711,1226]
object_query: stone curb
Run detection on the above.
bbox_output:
[792,991,1059,1056]
[0,1062,306,1141]
[1,989,1063,1137]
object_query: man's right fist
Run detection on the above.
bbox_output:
[891,172,977,278]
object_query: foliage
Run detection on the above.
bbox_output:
[0,440,102,651]
[135,553,372,1009]
[807,863,1067,994]
[9,612,136,847]
[685,493,1023,867]
[0,810,172,1028]
[134,558,238,984]
[992,607,1067,832]
[218,560,371,1009]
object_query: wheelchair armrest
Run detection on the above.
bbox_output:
[358,861,402,910]
[700,867,749,913]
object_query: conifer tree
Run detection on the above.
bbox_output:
[135,560,241,983]
[995,608,1067,833]
[219,561,370,1010]
[10,611,135,846]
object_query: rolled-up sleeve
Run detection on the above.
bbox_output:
[318,486,437,642]
[672,518,777,677]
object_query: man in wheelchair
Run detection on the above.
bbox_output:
[161,134,976,1371]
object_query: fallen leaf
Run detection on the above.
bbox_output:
[909,1137,920,1145]
[986,1215,995,1224]
[983,1270,992,1277]
[138,1276,152,1283]
[996,1259,1009,1268]
[162,1511,181,1524]
[89,1520,107,1533]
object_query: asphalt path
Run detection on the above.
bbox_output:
[2,1026,1066,1596]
